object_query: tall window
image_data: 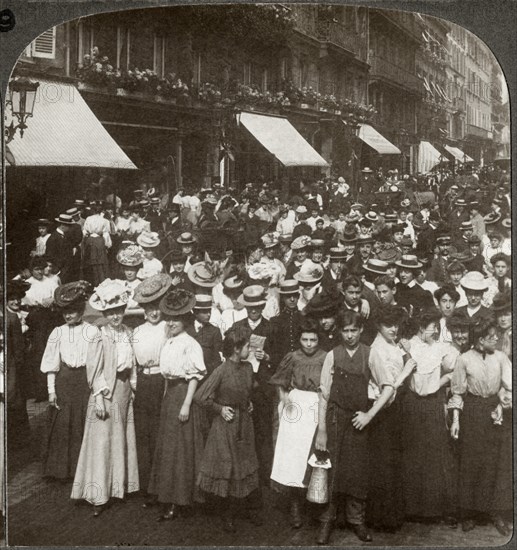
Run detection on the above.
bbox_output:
[153,34,166,76]
[243,62,252,85]
[262,68,268,92]
[116,26,130,70]
[280,58,288,80]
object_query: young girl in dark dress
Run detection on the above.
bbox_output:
[194,325,259,533]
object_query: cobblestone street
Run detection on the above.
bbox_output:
[7,401,511,547]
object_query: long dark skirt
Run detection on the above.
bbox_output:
[458,393,508,516]
[327,403,369,500]
[401,388,457,518]
[197,409,259,499]
[252,384,274,486]
[44,366,90,480]
[134,373,164,492]
[83,236,108,287]
[148,379,205,505]
[366,396,405,531]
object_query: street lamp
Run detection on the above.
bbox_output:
[5,75,40,143]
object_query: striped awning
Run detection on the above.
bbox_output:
[418,141,442,174]
[357,124,401,155]
[444,145,474,163]
[7,78,137,169]
[238,111,328,167]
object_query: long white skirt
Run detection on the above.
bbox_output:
[270,389,319,488]
[71,377,139,505]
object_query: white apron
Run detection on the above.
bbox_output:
[270,388,319,488]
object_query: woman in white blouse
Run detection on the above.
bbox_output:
[147,288,207,521]
[399,310,457,523]
[40,281,93,481]
[71,279,139,516]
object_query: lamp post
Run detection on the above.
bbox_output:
[5,75,40,143]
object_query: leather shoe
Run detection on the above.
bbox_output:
[317,521,333,545]
[352,523,372,542]
[461,519,476,532]
[290,500,303,529]
[157,504,176,522]
[493,517,511,537]
[93,505,105,518]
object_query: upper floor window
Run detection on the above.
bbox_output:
[27,27,56,59]
[153,34,166,77]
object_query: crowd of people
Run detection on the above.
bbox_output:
[5,163,512,543]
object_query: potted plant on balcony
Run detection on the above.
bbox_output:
[197,82,223,108]
[319,94,339,112]
[76,47,116,92]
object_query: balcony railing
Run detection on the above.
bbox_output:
[379,10,421,41]
[317,19,367,61]
[466,124,490,139]
[369,55,423,94]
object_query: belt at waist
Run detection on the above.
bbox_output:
[137,364,161,375]
[61,363,86,370]
[116,369,131,381]
[166,377,187,386]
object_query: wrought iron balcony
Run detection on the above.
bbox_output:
[369,55,423,94]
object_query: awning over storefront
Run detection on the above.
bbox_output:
[418,141,442,174]
[7,78,137,169]
[357,124,401,155]
[237,112,328,167]
[444,145,474,163]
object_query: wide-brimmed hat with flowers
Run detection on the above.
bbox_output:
[247,261,282,283]
[159,288,196,316]
[133,273,172,304]
[89,279,132,311]
[117,244,145,267]
[54,280,92,309]
[261,232,280,249]
[137,231,161,248]
[291,235,312,251]
[188,254,227,287]
[294,264,324,284]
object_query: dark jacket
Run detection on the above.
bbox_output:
[45,230,75,283]
[188,322,223,377]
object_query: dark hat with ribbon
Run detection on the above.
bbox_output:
[304,291,339,318]
[54,280,93,309]
[159,288,196,316]
[7,279,31,301]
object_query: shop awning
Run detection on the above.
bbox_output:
[418,141,442,174]
[237,112,328,167]
[7,78,137,169]
[357,124,401,155]
[444,145,474,163]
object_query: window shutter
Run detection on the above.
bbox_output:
[32,27,56,59]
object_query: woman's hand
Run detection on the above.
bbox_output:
[179,403,191,422]
[95,394,107,420]
[352,411,372,431]
[450,420,459,440]
[315,428,327,451]
[221,406,235,422]
[254,349,269,362]
[49,392,60,410]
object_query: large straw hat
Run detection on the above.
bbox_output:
[294,264,324,284]
[133,273,172,304]
[159,288,196,316]
[238,285,267,307]
[89,279,132,311]
[117,244,145,267]
[137,231,161,248]
[460,271,488,291]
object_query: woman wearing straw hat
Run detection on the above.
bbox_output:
[71,279,139,516]
[147,289,207,521]
[40,281,93,481]
[137,231,164,280]
[131,274,171,505]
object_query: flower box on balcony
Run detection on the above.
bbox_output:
[77,81,102,93]
[320,106,328,112]
[334,109,342,115]
[116,88,127,97]
[300,103,309,109]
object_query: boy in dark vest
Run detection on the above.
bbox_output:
[315,309,372,544]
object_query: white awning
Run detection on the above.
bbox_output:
[7,78,137,169]
[445,145,474,163]
[238,112,328,167]
[418,141,442,174]
[357,124,401,155]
